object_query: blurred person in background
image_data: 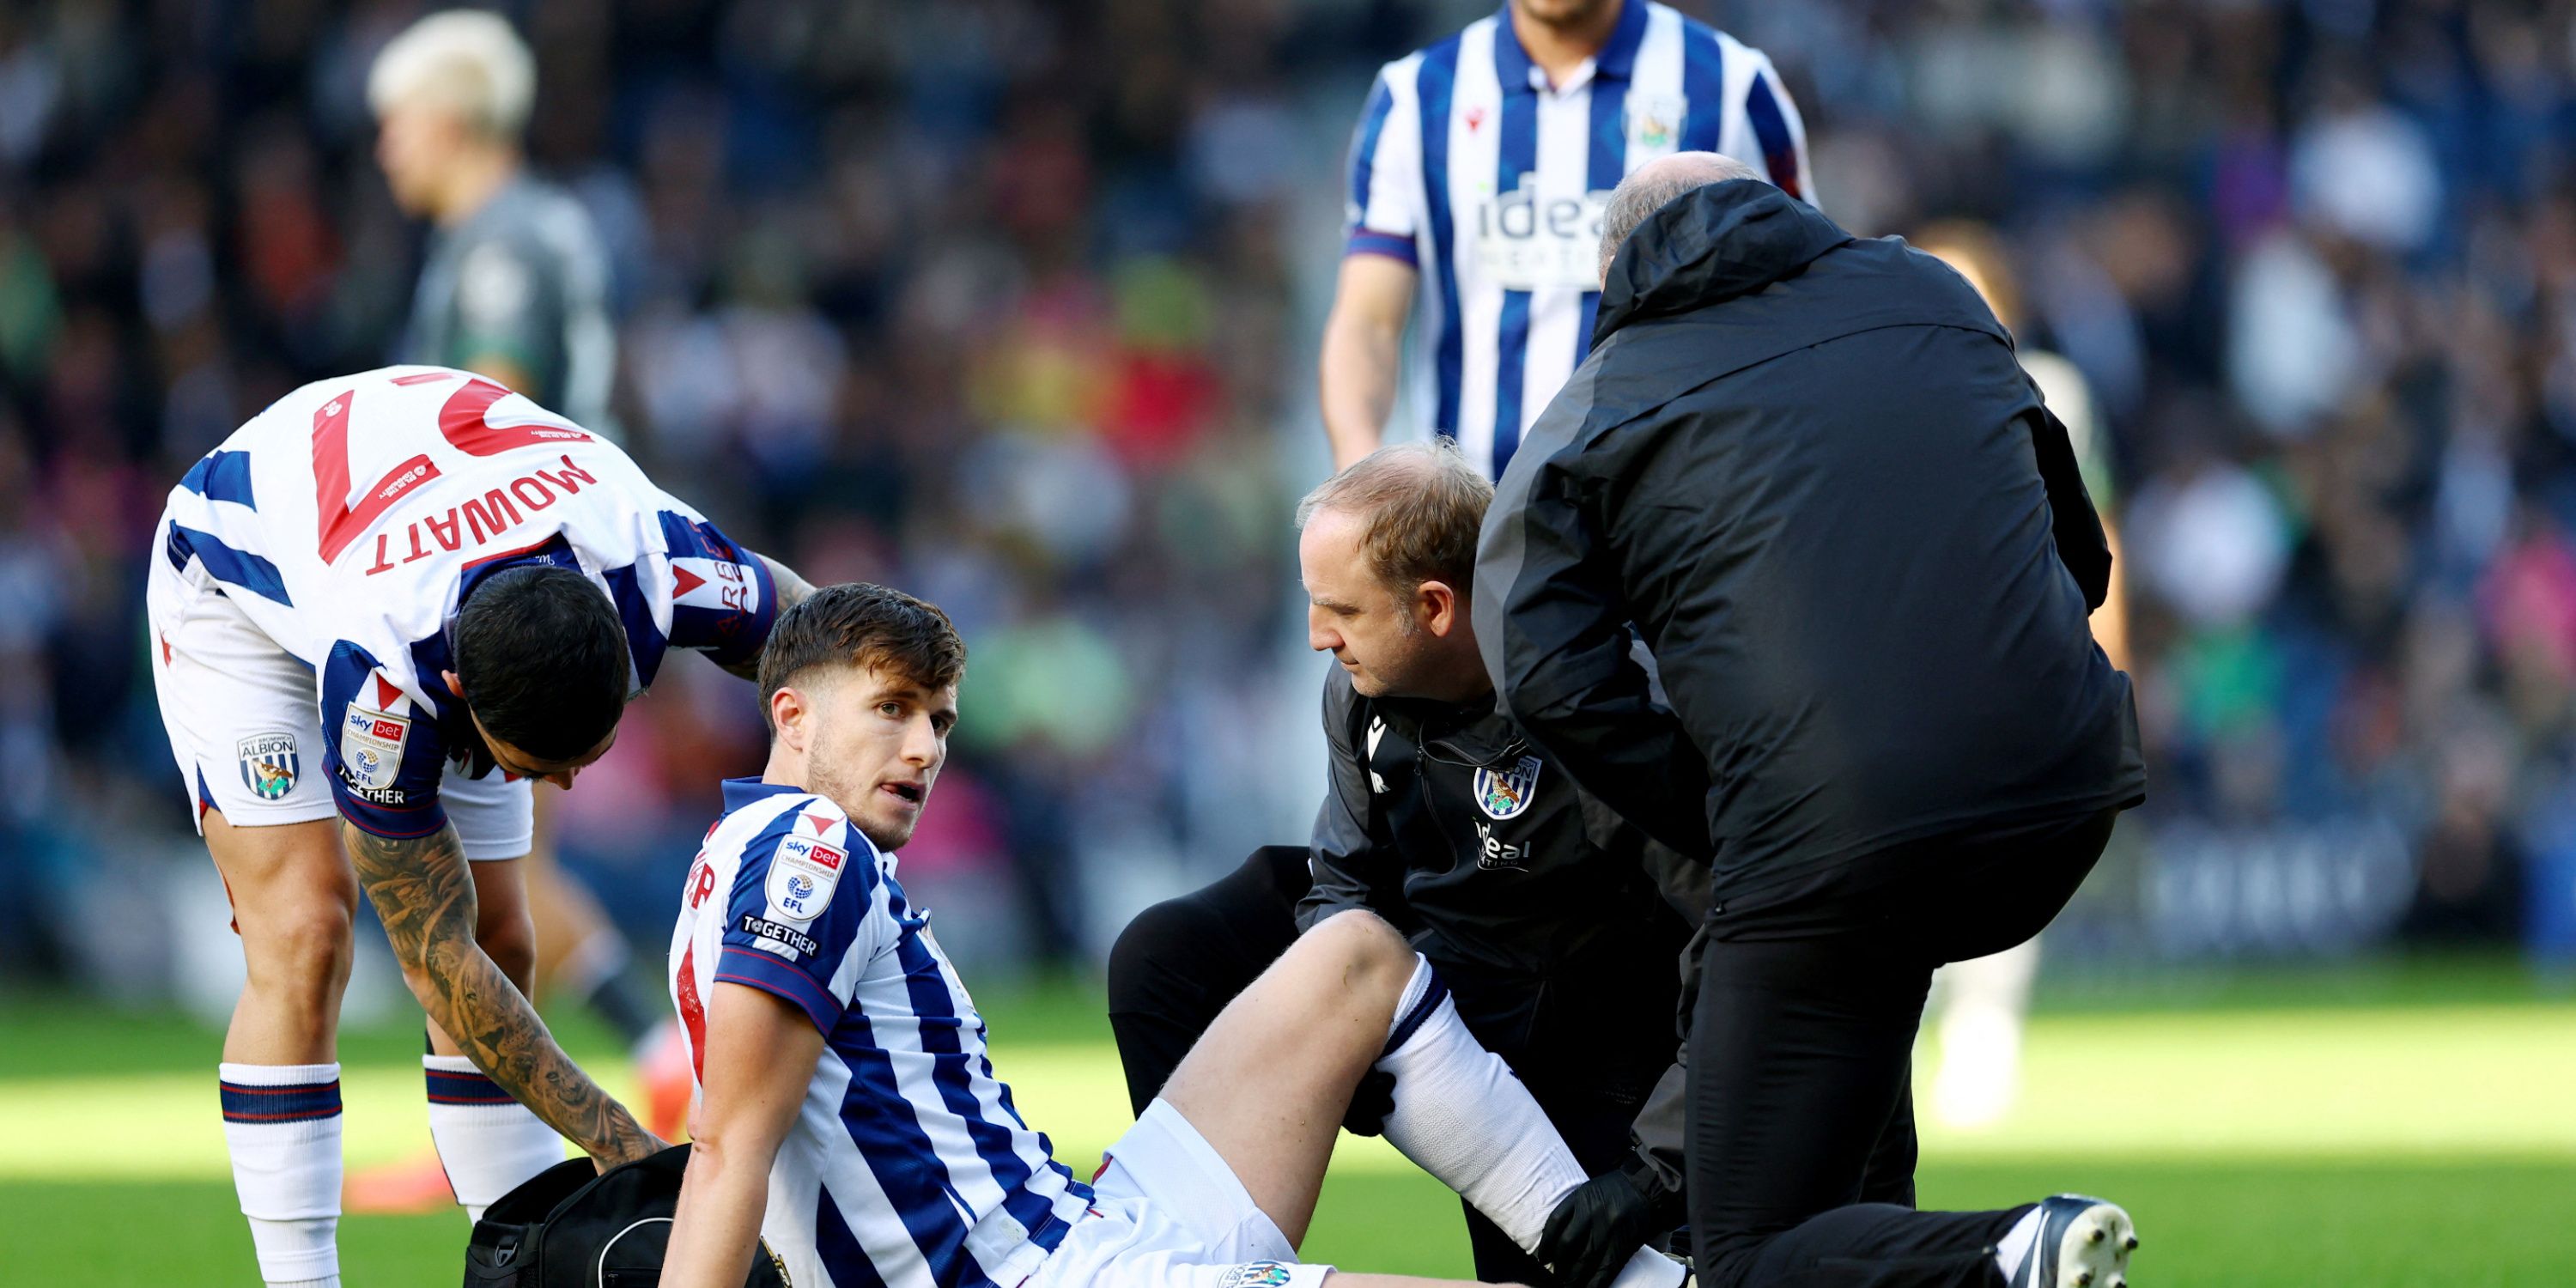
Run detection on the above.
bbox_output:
[1910,221,2132,1133]
[1485,155,2142,1288]
[352,9,694,1217]
[1320,0,1813,477]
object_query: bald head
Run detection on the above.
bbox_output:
[1597,152,1767,283]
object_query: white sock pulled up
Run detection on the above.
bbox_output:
[1372,957,1682,1288]
[424,1054,568,1224]
[220,1061,343,1288]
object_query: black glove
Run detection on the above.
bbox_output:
[1340,1067,1397,1136]
[1539,1169,1662,1288]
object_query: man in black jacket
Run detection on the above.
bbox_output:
[1485,154,2148,1288]
[1110,440,1749,1285]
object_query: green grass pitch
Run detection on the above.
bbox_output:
[7,961,2574,1285]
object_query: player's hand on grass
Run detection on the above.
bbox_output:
[1341,1067,1397,1136]
[1539,1170,1660,1288]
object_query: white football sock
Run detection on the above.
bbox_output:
[1372,957,1684,1288]
[424,1054,567,1223]
[1995,1204,2045,1281]
[219,1061,343,1288]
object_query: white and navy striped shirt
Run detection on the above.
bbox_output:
[671,779,1093,1288]
[1345,0,1814,478]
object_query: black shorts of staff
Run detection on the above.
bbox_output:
[464,1144,789,1288]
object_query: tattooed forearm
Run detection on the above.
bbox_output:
[346,822,660,1165]
[762,556,816,615]
[720,556,818,681]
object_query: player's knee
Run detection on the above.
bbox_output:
[243,900,357,1000]
[1302,908,1414,991]
[476,908,539,993]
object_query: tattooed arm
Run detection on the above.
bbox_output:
[718,555,817,682]
[346,820,661,1166]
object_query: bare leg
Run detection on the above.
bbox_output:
[525,785,624,1003]
[1157,909,1419,1249]
[426,855,538,1054]
[205,811,356,1286]
[208,813,358,1064]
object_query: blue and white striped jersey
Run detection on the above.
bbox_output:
[157,366,776,841]
[671,780,1095,1288]
[1345,0,1814,478]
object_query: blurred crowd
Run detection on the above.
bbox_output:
[7,0,2576,985]
[1723,0,2576,953]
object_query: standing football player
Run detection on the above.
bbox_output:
[354,10,700,1213]
[150,365,812,1288]
[1320,0,1811,477]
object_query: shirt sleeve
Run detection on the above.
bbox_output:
[318,642,450,839]
[1474,421,1714,860]
[1726,49,1815,207]
[714,800,883,1034]
[1345,62,1425,265]
[653,509,780,669]
[446,235,568,400]
[1297,667,1411,933]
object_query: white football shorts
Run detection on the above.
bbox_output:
[1027,1098,1334,1288]
[146,543,532,860]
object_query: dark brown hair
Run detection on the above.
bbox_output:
[454,564,629,761]
[756,583,966,724]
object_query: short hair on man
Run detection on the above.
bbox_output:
[1596,151,1766,279]
[757,583,969,725]
[1297,437,1495,603]
[453,564,629,762]
[368,9,538,139]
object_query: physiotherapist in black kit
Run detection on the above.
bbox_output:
[1485,153,2149,1288]
[1108,440,1912,1286]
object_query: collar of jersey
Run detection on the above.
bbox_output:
[1492,0,1649,94]
[721,776,811,814]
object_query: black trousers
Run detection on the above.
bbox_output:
[1105,847,1915,1283]
[1106,847,1643,1284]
[1686,807,2120,1288]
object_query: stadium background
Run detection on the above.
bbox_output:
[2,0,2574,1283]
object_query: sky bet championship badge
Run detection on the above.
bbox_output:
[767,833,846,922]
[1473,755,1544,820]
[235,732,299,801]
[340,703,410,792]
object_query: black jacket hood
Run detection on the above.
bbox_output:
[1595,179,1852,347]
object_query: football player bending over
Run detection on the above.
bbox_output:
[664,583,1692,1288]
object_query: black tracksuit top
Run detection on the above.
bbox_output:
[1296,662,1697,1090]
[1476,179,2146,921]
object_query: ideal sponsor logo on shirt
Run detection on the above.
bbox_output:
[1473,177,1613,291]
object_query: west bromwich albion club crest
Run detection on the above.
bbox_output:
[1626,94,1686,157]
[236,733,300,801]
[1473,755,1544,820]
